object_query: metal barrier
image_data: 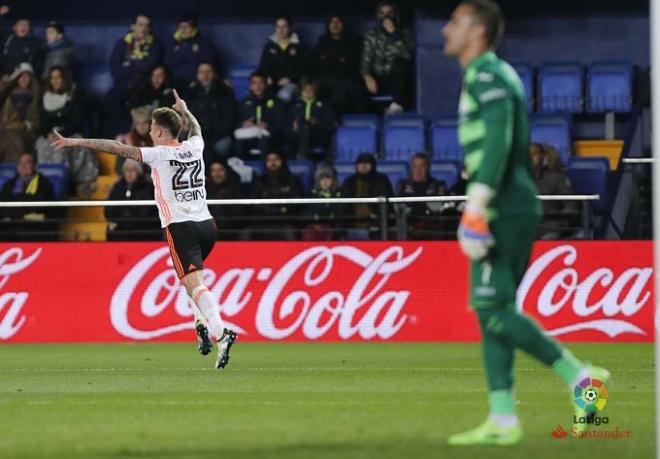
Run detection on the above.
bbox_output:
[0,195,600,241]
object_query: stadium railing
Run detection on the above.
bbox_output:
[0,195,600,241]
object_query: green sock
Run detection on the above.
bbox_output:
[489,390,516,415]
[551,349,584,387]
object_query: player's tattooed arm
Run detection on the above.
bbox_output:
[50,132,143,161]
[172,89,201,137]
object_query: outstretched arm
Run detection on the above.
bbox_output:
[172,89,201,137]
[50,131,143,161]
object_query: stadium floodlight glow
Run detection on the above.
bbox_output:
[650,0,660,457]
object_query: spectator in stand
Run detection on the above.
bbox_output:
[396,153,447,238]
[341,152,393,238]
[0,62,40,162]
[530,142,579,239]
[2,16,42,77]
[234,71,284,158]
[105,13,162,135]
[360,1,414,114]
[105,159,158,241]
[129,65,175,111]
[0,152,55,241]
[114,106,153,175]
[286,77,336,159]
[257,16,304,103]
[41,21,75,80]
[243,150,303,240]
[35,66,98,197]
[165,12,217,91]
[302,163,344,241]
[306,14,368,114]
[205,157,244,239]
[185,62,236,160]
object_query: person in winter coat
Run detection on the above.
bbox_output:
[128,65,175,111]
[41,21,75,80]
[341,152,393,237]
[360,1,414,114]
[205,157,244,239]
[104,159,159,241]
[164,12,217,91]
[306,14,368,114]
[0,62,40,161]
[242,150,303,240]
[286,78,336,159]
[185,62,236,160]
[234,71,285,158]
[114,106,153,175]
[2,17,41,77]
[302,163,345,240]
[257,16,304,103]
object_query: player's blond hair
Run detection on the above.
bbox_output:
[152,107,183,136]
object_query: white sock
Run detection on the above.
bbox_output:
[191,302,205,326]
[489,414,519,428]
[191,285,224,340]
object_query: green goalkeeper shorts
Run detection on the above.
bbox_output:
[469,215,540,310]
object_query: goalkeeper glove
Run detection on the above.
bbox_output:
[458,183,495,260]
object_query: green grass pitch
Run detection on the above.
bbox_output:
[0,342,655,459]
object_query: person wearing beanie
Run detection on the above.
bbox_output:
[341,152,393,237]
[104,159,159,241]
[302,163,346,240]
[42,20,76,80]
[165,12,217,91]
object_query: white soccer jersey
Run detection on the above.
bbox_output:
[140,135,212,228]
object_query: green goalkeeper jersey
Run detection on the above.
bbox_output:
[458,51,542,220]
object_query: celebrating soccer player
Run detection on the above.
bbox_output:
[442,0,609,445]
[52,90,237,369]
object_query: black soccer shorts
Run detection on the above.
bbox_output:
[164,218,217,279]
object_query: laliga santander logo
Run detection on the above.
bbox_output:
[0,247,42,339]
[517,245,653,338]
[111,245,423,340]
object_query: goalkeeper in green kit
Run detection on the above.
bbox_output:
[443,0,609,446]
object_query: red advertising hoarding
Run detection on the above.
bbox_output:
[0,241,653,343]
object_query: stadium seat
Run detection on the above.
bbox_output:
[378,161,410,187]
[511,62,534,111]
[228,64,257,99]
[335,126,378,162]
[384,112,426,128]
[539,62,583,113]
[383,125,425,161]
[430,160,461,189]
[334,162,356,186]
[287,160,315,192]
[430,116,463,162]
[341,114,381,129]
[530,114,572,165]
[587,61,634,113]
[37,164,69,199]
[76,62,113,97]
[0,163,15,190]
[566,156,610,211]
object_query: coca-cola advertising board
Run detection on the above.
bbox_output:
[0,241,654,343]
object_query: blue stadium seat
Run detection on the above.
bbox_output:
[383,125,425,161]
[384,112,426,128]
[76,62,113,98]
[335,126,378,162]
[228,64,257,99]
[566,157,610,211]
[37,164,69,199]
[430,116,463,162]
[0,163,15,191]
[341,114,381,129]
[334,162,356,186]
[287,160,315,192]
[430,160,461,189]
[539,62,583,113]
[244,160,264,178]
[530,114,572,165]
[378,161,409,187]
[511,62,534,111]
[587,61,634,113]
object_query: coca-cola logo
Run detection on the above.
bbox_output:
[0,247,42,340]
[518,245,653,338]
[111,245,423,341]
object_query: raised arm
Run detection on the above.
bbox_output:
[172,89,201,137]
[50,131,143,161]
